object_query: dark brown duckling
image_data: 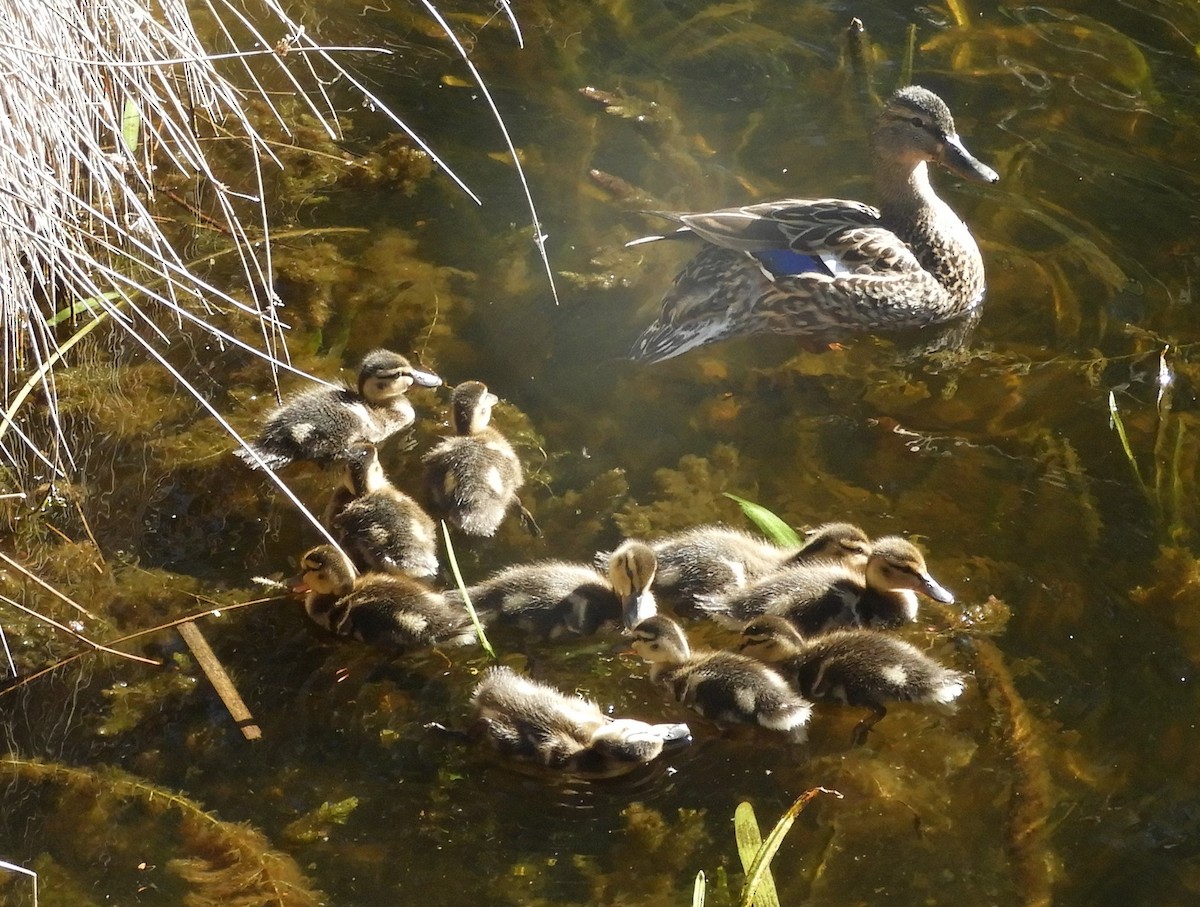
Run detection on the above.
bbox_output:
[422,380,533,537]
[292,544,474,652]
[630,614,812,739]
[739,615,965,744]
[452,541,657,640]
[468,665,691,778]
[326,442,438,580]
[237,349,441,470]
[697,536,953,634]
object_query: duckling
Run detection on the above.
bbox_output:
[292,545,474,651]
[452,541,658,639]
[422,380,535,537]
[237,349,442,470]
[469,665,691,778]
[326,443,438,579]
[629,614,812,738]
[697,536,953,634]
[606,521,870,608]
[739,615,965,744]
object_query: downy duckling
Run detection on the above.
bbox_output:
[469,665,691,778]
[630,614,812,739]
[327,443,438,579]
[607,521,870,608]
[238,350,442,470]
[739,615,965,744]
[453,541,658,639]
[422,380,534,537]
[293,545,474,652]
[697,536,954,634]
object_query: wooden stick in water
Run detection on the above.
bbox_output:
[178,621,262,741]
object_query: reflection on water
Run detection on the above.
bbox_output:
[5,0,1200,904]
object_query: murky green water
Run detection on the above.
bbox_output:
[5,1,1200,904]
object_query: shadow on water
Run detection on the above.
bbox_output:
[5,0,1200,904]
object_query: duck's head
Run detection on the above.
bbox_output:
[608,540,658,629]
[291,544,356,597]
[451,380,499,435]
[589,718,692,763]
[738,615,805,662]
[873,86,998,185]
[340,442,388,495]
[630,614,691,665]
[357,350,442,403]
[865,536,955,603]
[793,522,871,570]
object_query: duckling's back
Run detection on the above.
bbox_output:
[697,561,863,633]
[423,428,523,536]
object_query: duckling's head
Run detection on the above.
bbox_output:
[630,614,691,665]
[357,350,442,403]
[738,615,805,662]
[292,544,356,597]
[793,522,871,570]
[588,718,692,764]
[872,86,998,185]
[866,537,955,603]
[608,540,658,629]
[341,442,388,495]
[450,380,499,435]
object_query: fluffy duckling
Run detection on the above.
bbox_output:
[630,614,812,738]
[238,350,442,470]
[697,536,954,634]
[326,443,438,579]
[293,545,474,651]
[739,615,965,744]
[453,541,658,639]
[422,380,533,537]
[613,521,870,607]
[469,665,691,778]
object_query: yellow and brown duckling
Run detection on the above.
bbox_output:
[606,521,870,609]
[697,536,953,634]
[468,665,691,778]
[739,615,965,744]
[422,380,534,537]
[326,442,438,580]
[452,540,658,639]
[292,545,474,652]
[629,614,812,739]
[237,349,441,470]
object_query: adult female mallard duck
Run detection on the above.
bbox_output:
[600,521,870,610]
[453,540,658,640]
[292,545,474,652]
[326,442,438,580]
[697,536,954,633]
[628,85,999,363]
[630,614,812,738]
[467,665,691,778]
[237,349,441,469]
[422,380,537,537]
[739,615,965,744]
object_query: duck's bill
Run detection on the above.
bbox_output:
[921,575,956,604]
[940,135,999,184]
[285,574,309,594]
[622,592,658,630]
[655,723,692,746]
[409,368,443,388]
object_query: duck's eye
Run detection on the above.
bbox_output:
[910,116,924,128]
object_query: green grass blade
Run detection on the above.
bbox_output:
[121,96,141,152]
[440,521,495,659]
[692,870,705,907]
[739,788,843,907]
[44,292,121,328]
[724,493,801,548]
[734,802,780,907]
[1108,391,1145,491]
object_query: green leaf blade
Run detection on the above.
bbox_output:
[724,493,802,548]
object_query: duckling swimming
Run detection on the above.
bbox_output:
[238,349,441,470]
[327,443,438,579]
[697,536,953,634]
[422,380,534,537]
[605,521,870,608]
[292,545,474,652]
[468,665,691,778]
[630,614,812,738]
[739,615,965,744]
[453,541,657,639]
